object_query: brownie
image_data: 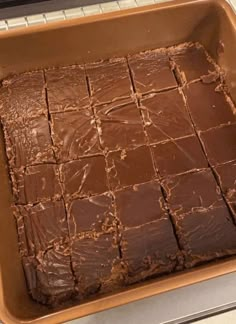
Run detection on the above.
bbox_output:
[86,58,132,106]
[3,42,236,307]
[68,192,115,236]
[60,156,108,200]
[169,43,216,82]
[12,164,62,204]
[173,204,236,267]
[121,219,181,284]
[22,247,75,305]
[128,50,177,94]
[3,116,55,168]
[115,181,166,228]
[95,99,146,151]
[162,169,223,217]
[151,135,207,177]
[51,110,101,162]
[184,82,235,131]
[214,161,236,219]
[13,201,69,255]
[45,66,90,113]
[71,234,120,297]
[140,89,194,144]
[200,124,236,166]
[0,71,47,121]
[106,146,156,191]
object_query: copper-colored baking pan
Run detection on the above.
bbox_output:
[0,0,236,323]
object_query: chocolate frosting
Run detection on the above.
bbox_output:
[86,58,132,106]
[169,42,216,82]
[3,116,55,168]
[151,135,208,177]
[185,81,235,131]
[46,65,90,113]
[140,89,194,144]
[60,156,108,200]
[95,99,146,151]
[12,164,62,204]
[115,181,166,228]
[106,145,156,191]
[1,42,235,307]
[128,49,177,94]
[51,110,101,162]
[200,124,236,166]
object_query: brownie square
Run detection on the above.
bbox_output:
[13,200,69,254]
[121,219,181,284]
[185,82,235,131]
[86,58,132,105]
[151,135,207,177]
[162,169,223,217]
[115,181,166,228]
[45,66,90,113]
[4,116,55,168]
[51,110,101,162]
[60,156,108,200]
[0,71,47,121]
[169,43,215,82]
[95,99,146,150]
[128,50,177,94]
[214,161,236,220]
[107,146,155,191]
[68,192,115,236]
[72,234,120,296]
[23,247,75,305]
[173,205,236,267]
[200,124,236,166]
[140,89,194,144]
[12,164,62,204]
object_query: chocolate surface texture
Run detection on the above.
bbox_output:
[0,42,236,307]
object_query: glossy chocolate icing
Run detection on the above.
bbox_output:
[46,66,90,113]
[1,42,236,306]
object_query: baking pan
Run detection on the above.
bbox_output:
[0,0,236,322]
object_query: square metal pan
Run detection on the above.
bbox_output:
[0,0,236,322]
